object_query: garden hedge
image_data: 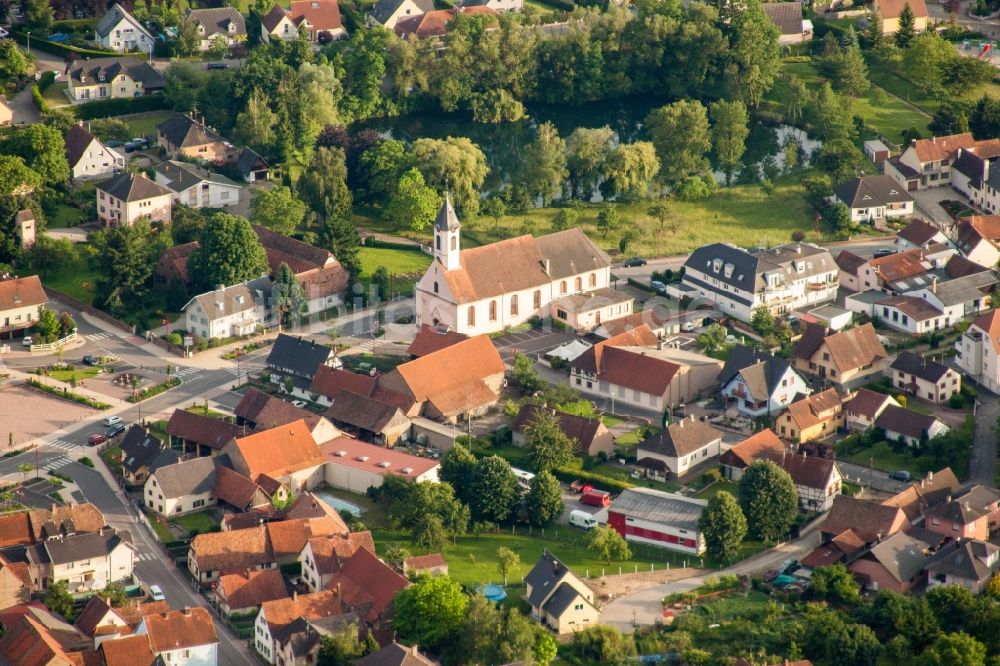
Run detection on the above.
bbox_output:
[74,95,172,119]
[9,30,118,59]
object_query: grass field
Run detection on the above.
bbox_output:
[101,445,122,477]
[41,82,70,108]
[173,511,219,535]
[47,203,85,229]
[357,245,432,298]
[771,60,930,144]
[839,441,924,476]
[121,112,175,139]
[42,253,100,305]
[49,367,102,384]
[693,480,740,501]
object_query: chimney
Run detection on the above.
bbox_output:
[542,259,550,275]
[183,607,191,616]
[336,582,342,598]
[293,590,298,601]
[928,470,934,481]
[947,494,953,503]
[932,277,937,294]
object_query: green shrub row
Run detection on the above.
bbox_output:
[30,85,48,114]
[128,377,181,403]
[75,95,172,120]
[9,30,118,58]
[25,378,111,409]
[551,466,634,494]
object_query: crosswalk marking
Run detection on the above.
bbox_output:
[46,439,78,452]
[85,332,112,341]
[173,367,200,377]
[135,552,157,562]
[42,457,72,471]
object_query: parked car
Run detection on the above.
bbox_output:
[207,62,229,70]
[103,415,122,427]
[82,355,99,366]
[291,400,307,408]
[104,423,126,438]
[889,470,912,482]
[88,433,107,446]
[623,257,647,267]
[149,585,165,601]
[21,336,32,347]
[581,490,611,507]
[569,510,598,530]
[873,249,897,258]
[650,280,667,295]
[681,321,695,332]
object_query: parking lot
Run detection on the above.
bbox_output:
[491,329,579,362]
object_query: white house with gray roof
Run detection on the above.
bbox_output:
[718,345,810,418]
[153,160,242,209]
[183,7,247,51]
[367,0,434,29]
[674,242,838,322]
[523,551,599,634]
[833,175,915,224]
[95,3,154,52]
[144,456,218,517]
[182,277,271,341]
[607,488,707,555]
[636,416,722,479]
[24,528,135,592]
[95,172,172,227]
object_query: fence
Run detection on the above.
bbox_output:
[29,331,77,352]
[44,287,134,335]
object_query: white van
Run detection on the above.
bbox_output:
[569,510,598,530]
[102,415,122,427]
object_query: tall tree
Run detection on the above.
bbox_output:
[394,576,469,651]
[0,155,42,199]
[250,186,308,236]
[522,121,568,205]
[808,83,854,141]
[603,142,660,200]
[470,455,519,523]
[357,139,412,203]
[23,0,53,33]
[412,513,449,553]
[710,100,750,185]
[272,262,308,329]
[496,546,520,586]
[738,459,798,541]
[646,100,712,185]
[386,168,441,231]
[44,581,74,620]
[588,525,631,565]
[697,491,747,564]
[831,29,870,100]
[3,124,69,185]
[91,220,168,317]
[299,147,352,222]
[918,632,986,666]
[597,207,620,238]
[525,411,576,473]
[895,3,917,47]
[188,213,269,290]
[865,6,884,49]
[439,443,478,506]
[526,470,564,526]
[565,127,615,200]
[316,627,363,666]
[411,137,488,216]
[233,90,279,156]
[725,0,780,108]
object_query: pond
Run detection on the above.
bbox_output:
[361,97,822,195]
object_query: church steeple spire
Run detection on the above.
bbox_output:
[433,193,461,271]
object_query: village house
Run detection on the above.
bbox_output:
[368,0,433,28]
[14,209,36,249]
[774,388,844,444]
[955,310,1000,393]
[357,643,437,666]
[0,556,30,610]
[957,216,1000,268]
[843,388,899,432]
[99,634,158,665]
[761,450,843,512]
[394,6,498,39]
[882,468,961,524]
[165,409,247,457]
[851,294,946,335]
[0,274,47,341]
[237,147,270,183]
[635,416,723,480]
[524,550,600,635]
[213,465,273,512]
[216,568,290,619]
[951,143,1000,214]
[67,57,165,102]
[327,548,410,633]
[888,351,961,404]
[675,242,838,322]
[886,132,994,190]
[550,288,635,333]
[95,172,172,227]
[265,333,341,393]
[833,175,915,224]
[512,404,615,459]
[234,388,341,443]
[416,196,614,335]
[924,539,1000,594]
[0,615,88,666]
[188,525,274,583]
[874,404,950,447]
[402,553,448,577]
[607,488,707,555]
[94,3,154,52]
[407,324,468,359]
[0,97,12,126]
[324,390,412,446]
[136,607,219,666]
[761,1,811,44]
[849,248,941,295]
[820,494,910,545]
[718,345,811,418]
[118,425,178,486]
[254,590,353,664]
[157,113,235,163]
[299,531,376,592]
[896,219,950,250]
[64,123,124,181]
[23,527,135,592]
[25,503,109,542]
[144,456,217,517]
[321,436,440,493]
[261,0,347,43]
[791,323,887,390]
[181,277,271,341]
[569,325,722,414]
[222,420,327,495]
[153,160,241,209]
[719,428,787,481]
[183,7,247,51]
[847,530,936,593]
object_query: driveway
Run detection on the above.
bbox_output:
[970,393,999,487]
[491,329,578,362]
[909,188,965,228]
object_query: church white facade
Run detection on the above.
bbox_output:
[414,197,615,336]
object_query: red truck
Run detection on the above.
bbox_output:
[580,489,611,507]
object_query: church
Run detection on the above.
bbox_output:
[415,197,627,335]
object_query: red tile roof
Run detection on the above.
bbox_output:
[261,589,345,635]
[230,420,325,482]
[166,410,247,450]
[402,553,446,571]
[190,525,273,573]
[0,276,47,314]
[720,429,786,469]
[0,615,77,666]
[843,388,895,420]
[309,366,377,400]
[570,325,659,375]
[971,310,1000,354]
[141,608,218,654]
[289,0,343,32]
[306,531,376,575]
[98,635,155,666]
[213,465,264,510]
[394,6,496,39]
[217,569,290,611]
[0,513,34,548]
[327,548,409,623]
[906,132,975,162]
[407,324,469,358]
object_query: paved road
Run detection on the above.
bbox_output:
[837,460,912,494]
[970,395,999,487]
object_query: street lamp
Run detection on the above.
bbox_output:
[25,32,30,56]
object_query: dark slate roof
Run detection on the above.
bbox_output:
[69,57,165,89]
[541,582,585,617]
[923,539,999,582]
[513,404,603,456]
[637,416,722,459]
[524,550,572,609]
[266,334,336,379]
[324,390,406,433]
[96,172,172,202]
[237,147,268,175]
[862,530,933,583]
[889,351,952,383]
[64,124,99,169]
[184,7,246,39]
[153,160,240,192]
[120,425,164,474]
[761,1,803,35]
[685,243,762,295]
[39,530,132,566]
[888,157,920,179]
[151,457,217,499]
[370,0,434,24]
[898,219,944,247]
[166,410,247,450]
[156,113,227,149]
[954,149,988,182]
[875,404,942,440]
[718,345,792,399]
[96,3,146,37]
[834,175,914,208]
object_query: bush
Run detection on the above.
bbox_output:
[79,457,95,468]
[949,393,966,409]
[9,30,118,58]
[551,467,633,493]
[128,377,181,403]
[791,230,806,242]
[74,95,171,120]
[30,85,48,113]
[26,378,111,409]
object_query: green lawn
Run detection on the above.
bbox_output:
[47,203,86,229]
[41,252,101,305]
[839,440,925,476]
[120,112,174,139]
[589,462,680,493]
[101,446,122,477]
[356,245,432,298]
[41,82,70,108]
[693,480,739,501]
[523,0,558,13]
[142,509,173,542]
[49,367,101,384]
[601,414,627,428]
[172,511,219,535]
[614,425,660,447]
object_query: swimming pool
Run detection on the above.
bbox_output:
[316,492,365,517]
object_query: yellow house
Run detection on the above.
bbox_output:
[792,323,888,390]
[0,97,12,126]
[776,388,844,444]
[524,550,599,634]
[876,0,928,34]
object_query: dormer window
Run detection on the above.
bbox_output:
[712,259,723,273]
[723,263,734,278]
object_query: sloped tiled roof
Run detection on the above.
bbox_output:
[792,323,886,373]
[370,0,433,24]
[843,388,896,419]
[261,3,289,30]
[261,589,345,639]
[761,1,803,35]
[266,334,337,379]
[289,0,344,31]
[0,615,77,666]
[64,124,103,170]
[407,324,469,358]
[26,504,106,541]
[297,265,349,301]
[970,309,1000,354]
[857,530,933,583]
[720,428,786,469]
[307,532,376,575]
[184,6,246,39]
[96,173,171,202]
[213,465,264,510]
[394,6,496,38]
[835,250,867,274]
[252,225,333,275]
[230,420,325,481]
[513,404,605,456]
[150,457,216,500]
[0,513,34,548]
[190,526,272,573]
[718,345,794,401]
[898,219,943,246]
[235,388,324,432]
[638,416,722,459]
[217,568,290,611]
[402,553,446,572]
[119,426,165,475]
[906,132,976,161]
[324,390,407,433]
[165,409,247,450]
[96,3,146,37]
[355,642,437,666]
[98,634,155,666]
[890,351,952,383]
[309,366,377,400]
[835,175,914,208]
[760,450,838,491]
[780,388,841,431]
[69,57,164,89]
[822,495,908,543]
[156,113,226,150]
[875,404,944,440]
[327,548,409,623]
[0,275,47,313]
[883,468,961,521]
[594,346,681,396]
[142,608,218,654]
[876,295,943,322]
[569,324,659,375]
